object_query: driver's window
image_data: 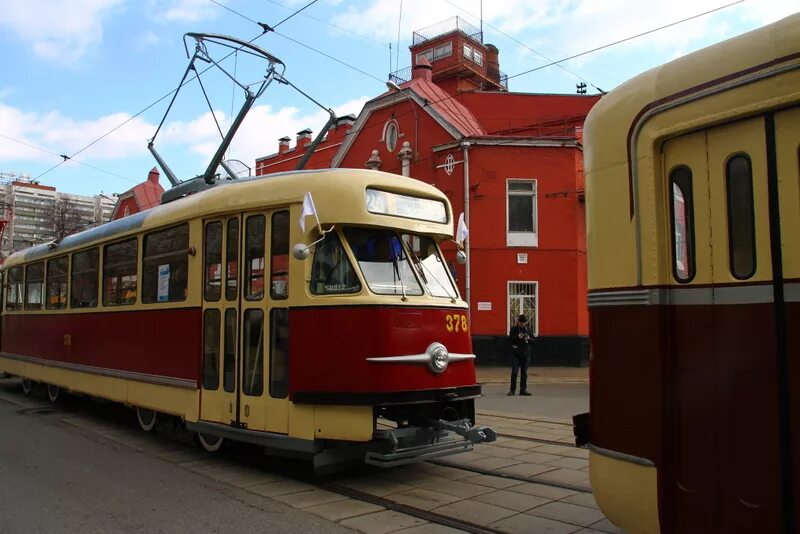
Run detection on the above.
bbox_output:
[310,232,361,295]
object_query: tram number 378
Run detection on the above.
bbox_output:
[445,314,469,333]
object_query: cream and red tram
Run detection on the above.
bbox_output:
[0,168,494,470]
[581,13,800,534]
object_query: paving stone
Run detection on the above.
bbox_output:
[342,476,414,497]
[534,469,591,490]
[272,488,349,509]
[305,499,385,521]
[393,524,467,534]
[527,502,606,527]
[574,529,606,534]
[155,449,206,463]
[466,456,522,471]
[419,479,495,499]
[460,474,524,489]
[341,510,428,534]
[534,444,582,455]
[496,462,559,478]
[489,512,580,534]
[508,482,578,500]
[247,479,313,497]
[588,518,625,534]
[546,457,589,470]
[432,499,517,526]
[225,472,281,488]
[416,463,475,480]
[473,489,551,512]
[560,493,600,510]
[515,452,564,464]
[493,438,541,451]
[389,488,462,510]
[476,445,529,459]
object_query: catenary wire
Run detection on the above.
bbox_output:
[508,0,746,80]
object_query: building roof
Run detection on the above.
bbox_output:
[398,77,485,137]
[112,167,164,218]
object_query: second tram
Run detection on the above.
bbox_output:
[582,13,800,534]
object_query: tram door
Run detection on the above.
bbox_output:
[663,116,789,532]
[200,211,290,433]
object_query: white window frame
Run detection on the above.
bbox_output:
[382,119,399,151]
[473,50,483,66]
[507,281,538,336]
[463,44,473,61]
[506,179,538,247]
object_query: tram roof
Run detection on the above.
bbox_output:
[3,168,453,268]
[584,13,800,163]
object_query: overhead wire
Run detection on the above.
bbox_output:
[31,0,319,183]
[508,0,746,80]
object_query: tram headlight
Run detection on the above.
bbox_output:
[427,342,449,374]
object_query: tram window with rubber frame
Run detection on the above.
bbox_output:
[141,223,189,303]
[5,266,23,311]
[46,255,69,310]
[24,262,45,310]
[102,238,138,306]
[669,165,696,283]
[725,153,757,279]
[70,248,99,309]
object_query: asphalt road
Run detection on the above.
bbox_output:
[0,384,354,534]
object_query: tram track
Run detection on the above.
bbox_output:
[0,383,595,533]
[495,432,576,448]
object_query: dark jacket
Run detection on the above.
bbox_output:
[509,324,533,357]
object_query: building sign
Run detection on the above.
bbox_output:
[477,301,492,311]
[157,264,170,302]
[517,253,528,264]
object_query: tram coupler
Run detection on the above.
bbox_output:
[433,419,497,444]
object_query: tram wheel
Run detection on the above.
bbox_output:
[136,407,158,432]
[195,432,224,453]
[21,379,33,395]
[46,384,60,403]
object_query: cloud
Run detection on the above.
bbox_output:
[0,95,370,177]
[0,0,125,63]
[159,0,219,22]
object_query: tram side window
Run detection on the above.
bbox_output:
[223,308,237,393]
[269,308,289,399]
[46,256,69,309]
[245,215,265,300]
[270,211,289,300]
[226,219,239,301]
[242,309,264,396]
[103,238,138,306]
[204,222,222,302]
[25,262,45,310]
[6,267,23,311]
[670,166,695,282]
[142,224,189,303]
[203,309,220,390]
[71,248,99,308]
[310,232,361,295]
[726,154,756,279]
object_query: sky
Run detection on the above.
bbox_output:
[0,0,796,197]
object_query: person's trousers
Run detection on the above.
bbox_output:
[510,353,529,393]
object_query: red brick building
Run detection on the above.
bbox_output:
[258,18,601,365]
[111,167,164,221]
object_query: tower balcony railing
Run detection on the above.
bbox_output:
[412,16,482,45]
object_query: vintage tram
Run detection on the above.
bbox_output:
[582,13,800,534]
[0,168,495,472]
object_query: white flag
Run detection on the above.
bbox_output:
[456,212,468,245]
[299,192,319,233]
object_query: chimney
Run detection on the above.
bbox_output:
[147,167,160,184]
[412,56,433,82]
[297,128,313,147]
[486,44,500,85]
[328,114,357,142]
[279,136,290,153]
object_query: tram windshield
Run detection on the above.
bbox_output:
[400,233,457,299]
[345,228,423,296]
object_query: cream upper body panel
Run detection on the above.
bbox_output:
[3,169,455,270]
[585,13,800,291]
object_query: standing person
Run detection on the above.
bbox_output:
[508,314,533,396]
